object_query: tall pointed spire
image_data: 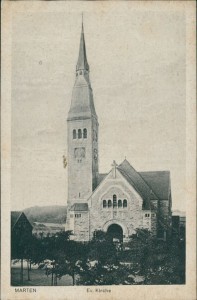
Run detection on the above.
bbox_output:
[76,15,89,72]
[68,16,97,121]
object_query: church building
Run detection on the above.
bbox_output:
[66,21,172,242]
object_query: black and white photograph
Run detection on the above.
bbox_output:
[1,1,196,300]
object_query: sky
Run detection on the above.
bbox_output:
[11,2,186,212]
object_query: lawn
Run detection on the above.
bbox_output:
[11,267,73,286]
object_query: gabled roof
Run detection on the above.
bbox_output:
[91,159,171,210]
[117,159,159,209]
[11,211,22,229]
[139,171,170,200]
[11,211,33,230]
[96,173,108,187]
[70,203,88,211]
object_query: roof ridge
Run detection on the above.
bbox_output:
[117,168,151,210]
[118,159,158,196]
[11,211,22,229]
[118,159,159,201]
[117,168,143,198]
[11,212,33,230]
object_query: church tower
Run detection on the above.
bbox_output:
[67,20,99,211]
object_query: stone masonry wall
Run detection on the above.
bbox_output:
[72,211,89,241]
[88,170,144,240]
[67,119,95,205]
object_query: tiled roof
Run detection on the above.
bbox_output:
[117,159,160,209]
[96,173,108,187]
[91,160,170,210]
[70,203,88,211]
[139,171,170,200]
[116,159,170,208]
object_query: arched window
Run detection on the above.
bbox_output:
[113,195,117,208]
[123,199,127,208]
[108,200,112,208]
[103,200,107,208]
[78,129,82,139]
[83,128,87,139]
[73,129,76,139]
[118,199,122,208]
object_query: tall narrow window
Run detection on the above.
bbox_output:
[123,199,127,208]
[103,200,107,208]
[118,199,122,208]
[75,214,81,218]
[108,200,112,208]
[113,195,117,208]
[83,128,87,139]
[78,129,82,139]
[73,129,76,139]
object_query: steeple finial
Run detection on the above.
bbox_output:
[81,13,84,34]
[76,14,89,72]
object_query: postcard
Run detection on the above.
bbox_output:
[1,1,196,299]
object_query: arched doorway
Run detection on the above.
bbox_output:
[107,224,123,243]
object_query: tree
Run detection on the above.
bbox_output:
[124,228,186,284]
[35,231,73,285]
[55,239,89,285]
[88,230,118,265]
[77,231,138,285]
[40,230,120,286]
[30,231,87,286]
[11,228,34,284]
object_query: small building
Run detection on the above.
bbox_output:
[11,211,33,242]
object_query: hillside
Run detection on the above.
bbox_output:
[23,205,67,224]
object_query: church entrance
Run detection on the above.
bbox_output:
[107,224,123,243]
